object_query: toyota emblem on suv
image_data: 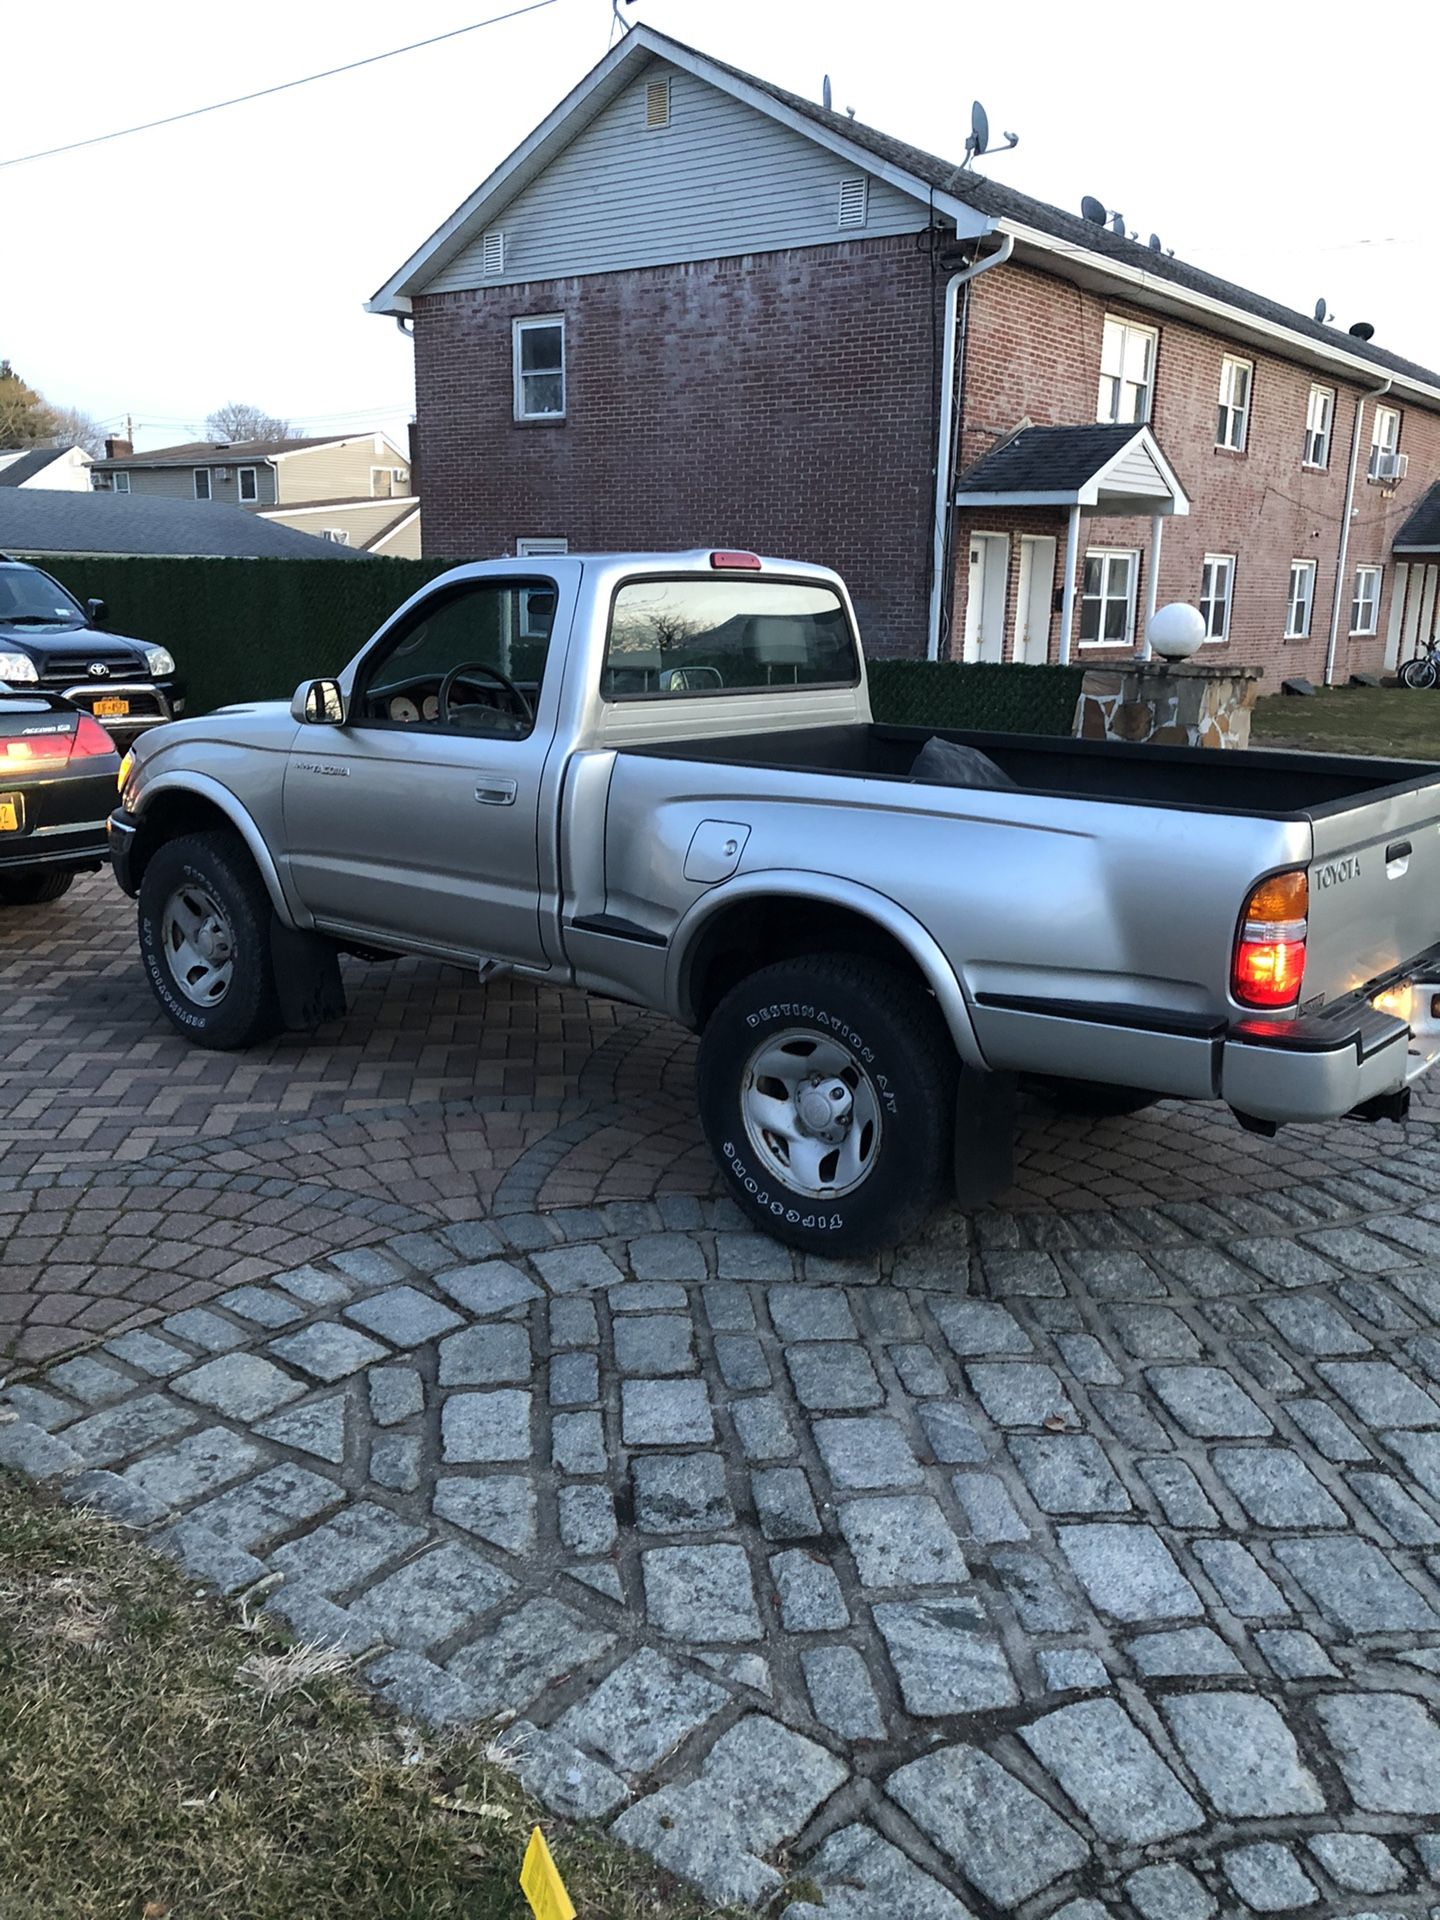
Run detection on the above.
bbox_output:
[88,662,110,678]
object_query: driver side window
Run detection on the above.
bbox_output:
[356,578,557,737]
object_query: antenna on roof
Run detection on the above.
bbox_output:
[1349,321,1376,340]
[822,74,832,111]
[961,100,1018,169]
[1148,233,1162,252]
[1109,212,1125,236]
[1313,297,1332,324]
[1080,195,1106,225]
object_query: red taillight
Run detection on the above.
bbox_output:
[1233,869,1309,1009]
[709,550,762,570]
[0,732,70,765]
[72,713,116,758]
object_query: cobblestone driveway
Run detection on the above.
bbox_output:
[5,875,1440,1915]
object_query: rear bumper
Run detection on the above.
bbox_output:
[55,677,185,741]
[0,824,108,875]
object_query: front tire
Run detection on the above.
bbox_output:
[697,956,956,1254]
[137,831,282,1050]
[0,869,74,906]
[1401,656,1437,690]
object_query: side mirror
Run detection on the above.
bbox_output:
[292,678,345,724]
[87,598,109,627]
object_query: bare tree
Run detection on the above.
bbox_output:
[204,402,296,444]
[0,362,60,447]
[44,404,105,458]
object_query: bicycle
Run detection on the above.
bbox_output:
[1400,638,1440,690]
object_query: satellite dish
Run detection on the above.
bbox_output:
[1348,321,1376,341]
[1148,233,1162,251]
[970,100,989,156]
[1313,297,1330,324]
[1109,212,1125,236]
[1080,195,1106,225]
[822,74,832,111]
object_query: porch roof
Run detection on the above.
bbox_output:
[1395,480,1440,554]
[954,423,1190,516]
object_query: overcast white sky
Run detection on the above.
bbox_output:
[4,0,1436,452]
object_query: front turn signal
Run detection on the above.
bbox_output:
[1233,869,1308,1009]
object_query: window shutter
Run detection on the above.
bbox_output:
[645,76,670,128]
[481,229,506,276]
[837,176,869,229]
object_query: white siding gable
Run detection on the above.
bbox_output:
[1105,439,1171,499]
[424,61,926,295]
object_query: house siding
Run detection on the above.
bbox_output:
[112,464,278,507]
[274,437,409,505]
[413,234,943,654]
[425,60,927,295]
[262,499,420,548]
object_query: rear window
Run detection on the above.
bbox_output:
[602,576,858,700]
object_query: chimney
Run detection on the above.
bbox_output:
[104,436,133,460]
[407,419,421,499]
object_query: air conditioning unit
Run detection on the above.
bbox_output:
[1372,450,1408,484]
[213,467,231,481]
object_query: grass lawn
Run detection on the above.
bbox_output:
[1251,683,1440,759]
[0,1473,739,1920]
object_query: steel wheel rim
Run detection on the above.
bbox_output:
[161,884,235,1007]
[739,1026,883,1199]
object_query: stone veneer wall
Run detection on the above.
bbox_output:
[1074,661,1262,750]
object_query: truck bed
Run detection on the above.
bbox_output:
[627,721,1440,820]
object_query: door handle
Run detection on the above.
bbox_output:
[475,778,517,806]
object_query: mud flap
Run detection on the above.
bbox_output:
[954,1068,1017,1210]
[270,920,346,1030]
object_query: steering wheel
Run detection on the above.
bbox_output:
[437,660,534,729]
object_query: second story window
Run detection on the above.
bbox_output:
[1098,317,1156,424]
[193,468,211,501]
[1369,405,1402,480]
[513,316,565,421]
[1304,386,1334,469]
[238,467,258,503]
[1216,356,1252,451]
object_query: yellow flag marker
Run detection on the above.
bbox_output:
[520,1826,576,1920]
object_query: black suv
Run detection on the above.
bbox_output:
[0,554,185,741]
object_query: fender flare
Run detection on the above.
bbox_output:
[132,772,302,927]
[667,869,987,1069]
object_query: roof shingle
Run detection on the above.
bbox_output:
[0,490,367,559]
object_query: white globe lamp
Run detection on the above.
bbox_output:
[1146,603,1206,661]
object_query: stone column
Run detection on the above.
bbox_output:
[1073,661,1262,749]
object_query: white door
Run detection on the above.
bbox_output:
[1013,536,1056,665]
[1384,563,1409,671]
[963,533,1009,663]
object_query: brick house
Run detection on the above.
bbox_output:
[369,25,1440,683]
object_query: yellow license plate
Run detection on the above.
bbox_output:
[92,698,129,718]
[0,796,21,832]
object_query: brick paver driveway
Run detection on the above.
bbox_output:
[5,873,1440,1915]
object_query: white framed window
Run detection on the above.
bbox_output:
[1079,549,1139,645]
[113,470,131,494]
[370,467,408,498]
[1286,559,1316,639]
[237,466,258,504]
[1369,404,1401,478]
[513,316,565,421]
[1304,385,1334,469]
[517,538,567,638]
[1200,554,1235,642]
[481,229,505,277]
[837,176,868,228]
[1350,564,1382,635]
[645,75,670,128]
[193,468,211,500]
[1216,355,1252,451]
[1097,317,1157,424]
[320,528,350,545]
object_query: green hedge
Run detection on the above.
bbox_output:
[32,555,451,717]
[866,658,1084,736]
[27,555,1084,737]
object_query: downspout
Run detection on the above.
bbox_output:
[1324,374,1391,686]
[927,231,1015,661]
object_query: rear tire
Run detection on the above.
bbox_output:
[0,869,74,906]
[697,955,956,1255]
[137,831,282,1050]
[1400,656,1437,690]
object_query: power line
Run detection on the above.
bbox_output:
[0,0,560,171]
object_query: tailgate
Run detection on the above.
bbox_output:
[1305,777,1440,999]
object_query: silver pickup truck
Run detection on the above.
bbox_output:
[109,549,1440,1253]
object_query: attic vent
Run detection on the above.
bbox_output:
[837,176,869,229]
[645,76,670,128]
[481,229,506,276]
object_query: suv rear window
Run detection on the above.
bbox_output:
[602,577,858,700]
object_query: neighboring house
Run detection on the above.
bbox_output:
[0,490,366,560]
[0,445,95,491]
[368,24,1440,682]
[91,431,421,557]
